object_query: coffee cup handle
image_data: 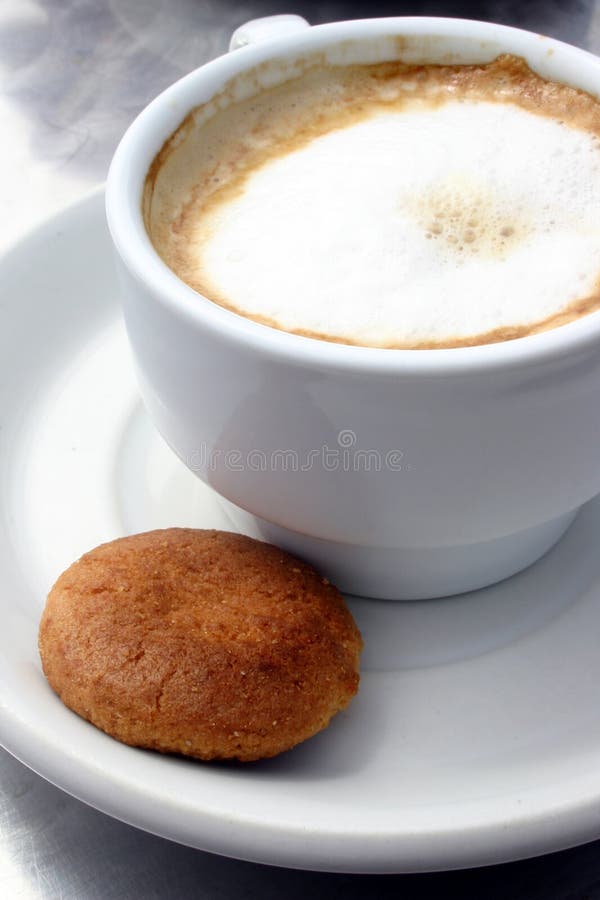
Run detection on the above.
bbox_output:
[229,14,310,52]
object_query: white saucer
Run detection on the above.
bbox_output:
[2,191,600,873]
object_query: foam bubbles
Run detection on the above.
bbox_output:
[189,100,600,347]
[409,175,528,261]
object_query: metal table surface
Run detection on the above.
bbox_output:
[3,1,600,896]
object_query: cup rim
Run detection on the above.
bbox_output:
[105,15,600,376]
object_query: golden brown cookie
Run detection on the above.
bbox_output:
[38,529,362,761]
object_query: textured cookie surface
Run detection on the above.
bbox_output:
[38,529,362,761]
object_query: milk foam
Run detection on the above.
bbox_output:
[186,99,600,347]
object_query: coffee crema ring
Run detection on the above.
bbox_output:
[144,54,600,349]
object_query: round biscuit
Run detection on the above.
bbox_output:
[38,529,362,761]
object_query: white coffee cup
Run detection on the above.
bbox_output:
[106,15,600,600]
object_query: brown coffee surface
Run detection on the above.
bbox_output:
[144,55,600,349]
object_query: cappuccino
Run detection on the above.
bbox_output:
[144,56,600,349]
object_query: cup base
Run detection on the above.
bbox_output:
[217,501,580,599]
